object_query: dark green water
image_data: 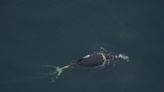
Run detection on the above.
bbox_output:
[0,0,163,92]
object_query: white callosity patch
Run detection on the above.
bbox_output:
[118,54,129,62]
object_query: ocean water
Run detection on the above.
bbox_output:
[0,0,163,92]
